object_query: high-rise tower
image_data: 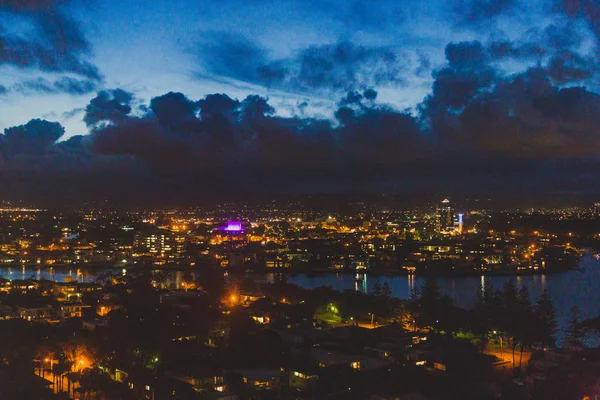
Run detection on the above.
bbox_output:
[436,199,455,233]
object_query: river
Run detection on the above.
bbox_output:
[2,254,599,344]
[278,253,600,344]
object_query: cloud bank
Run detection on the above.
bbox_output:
[2,0,600,205]
[0,0,101,95]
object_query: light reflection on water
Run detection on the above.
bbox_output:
[276,254,600,342]
[0,254,598,343]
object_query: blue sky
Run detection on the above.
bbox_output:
[3,0,589,139]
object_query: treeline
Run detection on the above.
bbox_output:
[260,275,589,369]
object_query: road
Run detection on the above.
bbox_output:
[485,347,531,370]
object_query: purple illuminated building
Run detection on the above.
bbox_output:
[219,221,244,232]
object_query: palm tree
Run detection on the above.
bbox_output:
[52,360,70,393]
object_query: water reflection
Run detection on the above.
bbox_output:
[353,273,367,293]
[480,275,485,295]
[408,274,415,292]
[0,255,597,338]
[295,255,599,338]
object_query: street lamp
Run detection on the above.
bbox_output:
[44,357,54,378]
[368,312,374,326]
[492,331,503,359]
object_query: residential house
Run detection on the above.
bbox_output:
[57,303,90,319]
[17,305,53,321]
[236,368,287,390]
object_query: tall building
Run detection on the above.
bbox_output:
[436,199,455,233]
[455,213,464,234]
[164,232,186,260]
[134,230,187,261]
[134,231,166,257]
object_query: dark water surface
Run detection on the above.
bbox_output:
[278,254,600,343]
[3,254,599,343]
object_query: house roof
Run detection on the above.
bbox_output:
[236,368,287,382]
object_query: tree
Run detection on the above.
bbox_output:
[497,280,518,341]
[408,276,457,333]
[534,289,557,347]
[406,287,421,331]
[419,275,444,329]
[514,287,535,368]
[370,283,394,324]
[381,282,392,298]
[421,275,443,304]
[471,281,497,350]
[53,360,71,392]
[563,306,584,349]
[194,265,225,304]
[372,282,382,297]
[473,281,496,324]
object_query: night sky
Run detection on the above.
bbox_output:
[1,0,600,205]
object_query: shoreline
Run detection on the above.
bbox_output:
[0,262,580,279]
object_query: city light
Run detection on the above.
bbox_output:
[222,222,244,232]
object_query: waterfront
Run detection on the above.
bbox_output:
[2,254,599,342]
[282,257,599,317]
[279,254,600,342]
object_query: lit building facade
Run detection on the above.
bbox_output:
[436,199,455,233]
[133,231,186,261]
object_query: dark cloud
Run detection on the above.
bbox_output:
[457,0,520,26]
[90,117,197,168]
[1,118,63,155]
[556,0,600,44]
[546,50,595,83]
[4,18,600,205]
[423,41,600,158]
[61,107,84,120]
[84,89,134,129]
[150,92,199,132]
[0,0,101,83]
[81,89,428,189]
[0,1,64,12]
[12,77,97,95]
[487,40,547,60]
[363,88,378,101]
[197,93,240,148]
[287,41,407,91]
[12,78,56,94]
[196,32,408,93]
[338,88,378,106]
[425,42,497,112]
[197,93,239,117]
[449,23,585,69]
[539,23,584,50]
[445,41,488,67]
[0,85,7,95]
[196,31,272,85]
[415,52,432,77]
[2,77,600,205]
[53,77,98,95]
